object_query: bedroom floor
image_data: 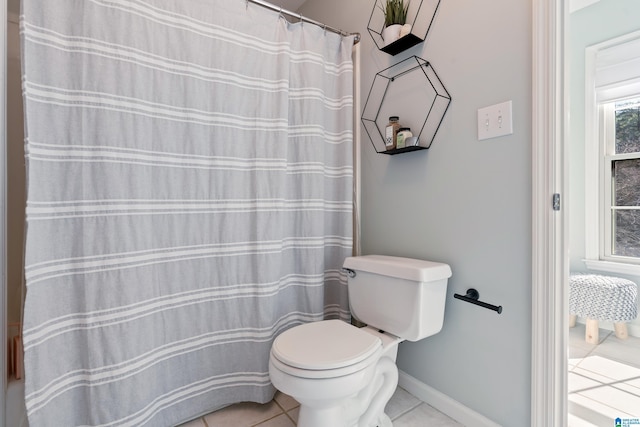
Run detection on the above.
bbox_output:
[178,386,462,427]
[568,323,640,426]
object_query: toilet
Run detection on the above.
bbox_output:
[268,255,452,427]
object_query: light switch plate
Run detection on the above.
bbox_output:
[477,100,513,140]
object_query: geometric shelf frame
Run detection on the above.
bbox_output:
[361,56,451,155]
[368,0,442,56]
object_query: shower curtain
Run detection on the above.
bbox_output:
[20,0,355,425]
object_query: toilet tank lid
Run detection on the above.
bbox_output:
[344,255,452,282]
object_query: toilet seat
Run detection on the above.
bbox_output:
[271,319,382,379]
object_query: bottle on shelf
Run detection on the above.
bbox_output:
[385,116,400,150]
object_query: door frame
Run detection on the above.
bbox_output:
[531,0,569,425]
[1,3,8,426]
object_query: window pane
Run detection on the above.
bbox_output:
[614,210,640,257]
[613,158,640,206]
[615,99,640,154]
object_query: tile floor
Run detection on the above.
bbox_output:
[178,386,462,427]
[177,323,640,427]
[568,323,640,426]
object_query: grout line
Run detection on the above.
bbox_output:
[273,392,300,426]
[390,401,423,421]
[283,409,297,426]
[568,327,640,422]
[569,392,636,418]
[272,395,286,413]
[250,412,289,427]
[272,392,299,425]
[249,400,287,427]
[572,377,640,397]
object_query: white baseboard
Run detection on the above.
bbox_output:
[398,370,501,427]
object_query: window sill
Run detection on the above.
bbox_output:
[583,259,640,277]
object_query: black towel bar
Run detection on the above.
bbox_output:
[453,288,503,314]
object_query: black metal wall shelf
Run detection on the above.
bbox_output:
[368,0,442,56]
[361,56,451,155]
[380,145,428,155]
[379,33,422,57]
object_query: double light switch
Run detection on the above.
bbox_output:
[477,100,513,141]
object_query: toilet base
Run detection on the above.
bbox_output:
[378,413,393,427]
[284,357,399,427]
[297,406,393,427]
[297,405,344,427]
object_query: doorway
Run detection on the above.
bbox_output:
[532,1,640,425]
[566,3,640,422]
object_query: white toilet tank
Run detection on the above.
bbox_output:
[343,255,452,342]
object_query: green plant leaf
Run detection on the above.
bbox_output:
[379,0,410,26]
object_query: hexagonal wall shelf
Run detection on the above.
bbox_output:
[362,56,451,155]
[368,0,442,56]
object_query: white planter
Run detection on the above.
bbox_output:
[382,24,402,46]
[399,24,412,38]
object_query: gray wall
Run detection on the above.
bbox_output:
[298,0,532,424]
[568,0,640,330]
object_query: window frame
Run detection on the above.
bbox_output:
[583,32,640,276]
[599,101,640,264]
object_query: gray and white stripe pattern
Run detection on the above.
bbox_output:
[21,0,354,425]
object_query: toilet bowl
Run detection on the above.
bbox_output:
[268,255,452,427]
[269,319,399,427]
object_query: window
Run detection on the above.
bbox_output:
[583,32,640,275]
[601,98,640,262]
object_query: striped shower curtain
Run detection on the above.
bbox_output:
[20,0,355,425]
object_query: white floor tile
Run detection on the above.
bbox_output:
[569,328,640,425]
[569,356,585,371]
[579,381,640,416]
[569,393,635,421]
[568,371,603,393]
[392,402,463,427]
[273,392,299,412]
[254,414,296,427]
[385,387,422,420]
[593,333,640,368]
[203,401,283,427]
[572,369,640,402]
[197,388,460,427]
[568,409,614,427]
[577,355,640,382]
[286,407,299,424]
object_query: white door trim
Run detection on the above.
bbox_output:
[531,0,568,426]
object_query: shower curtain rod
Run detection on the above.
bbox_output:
[247,0,361,43]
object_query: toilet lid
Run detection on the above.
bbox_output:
[272,319,381,371]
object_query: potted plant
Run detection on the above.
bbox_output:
[379,0,411,45]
